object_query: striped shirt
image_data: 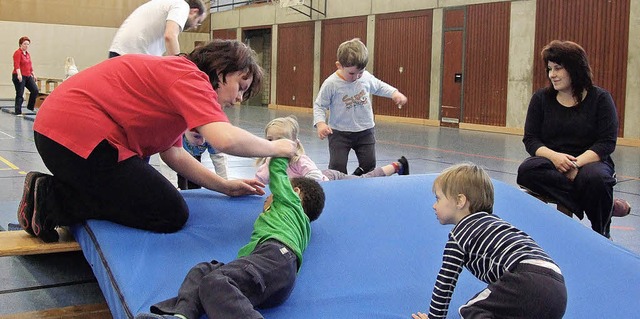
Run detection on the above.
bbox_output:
[428,212,556,319]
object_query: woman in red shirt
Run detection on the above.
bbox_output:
[11,36,39,115]
[17,39,298,242]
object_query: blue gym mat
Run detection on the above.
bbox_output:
[72,174,640,319]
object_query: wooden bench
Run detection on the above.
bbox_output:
[0,303,112,319]
[519,187,573,217]
[0,228,80,257]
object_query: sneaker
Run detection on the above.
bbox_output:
[397,156,409,175]
[31,175,59,242]
[352,167,365,176]
[612,198,631,217]
[27,106,34,111]
[17,171,47,236]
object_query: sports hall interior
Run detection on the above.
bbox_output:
[0,0,639,317]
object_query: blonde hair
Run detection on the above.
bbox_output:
[256,115,305,166]
[337,38,368,69]
[433,162,494,214]
[64,57,76,69]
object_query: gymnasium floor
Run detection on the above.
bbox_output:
[0,102,638,315]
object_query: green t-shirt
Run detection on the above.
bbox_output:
[237,157,310,269]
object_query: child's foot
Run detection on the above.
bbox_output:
[352,167,365,176]
[397,156,409,175]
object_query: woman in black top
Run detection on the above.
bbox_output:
[517,40,629,238]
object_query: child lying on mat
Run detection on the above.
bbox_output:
[136,157,325,319]
[255,115,408,184]
[412,163,567,319]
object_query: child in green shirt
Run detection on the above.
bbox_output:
[136,157,325,319]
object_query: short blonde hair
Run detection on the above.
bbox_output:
[337,38,368,69]
[433,163,494,214]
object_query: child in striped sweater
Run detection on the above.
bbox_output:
[412,163,567,319]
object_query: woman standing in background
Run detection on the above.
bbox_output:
[11,36,39,115]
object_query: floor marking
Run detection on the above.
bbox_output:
[611,226,636,231]
[0,130,15,139]
[0,155,19,170]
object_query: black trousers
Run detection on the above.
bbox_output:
[327,128,376,174]
[12,74,39,113]
[34,132,188,232]
[517,156,616,237]
[177,155,203,190]
[459,262,567,319]
[151,240,298,319]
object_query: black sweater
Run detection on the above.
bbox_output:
[523,86,618,166]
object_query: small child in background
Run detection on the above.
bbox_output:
[313,38,408,176]
[178,129,228,189]
[136,157,326,319]
[412,163,566,319]
[256,115,408,184]
[63,57,78,81]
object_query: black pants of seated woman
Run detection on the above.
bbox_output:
[34,132,188,232]
[517,156,616,237]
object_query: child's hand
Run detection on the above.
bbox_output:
[272,139,298,158]
[411,312,429,319]
[316,122,333,140]
[392,91,408,109]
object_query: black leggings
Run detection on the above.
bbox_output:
[34,132,188,232]
[12,74,39,112]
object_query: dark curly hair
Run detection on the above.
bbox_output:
[541,40,593,103]
[186,39,263,101]
[290,177,325,222]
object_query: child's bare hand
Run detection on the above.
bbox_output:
[392,91,408,108]
[411,312,429,319]
[316,122,333,140]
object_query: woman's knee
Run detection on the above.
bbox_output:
[574,163,615,189]
[154,199,189,233]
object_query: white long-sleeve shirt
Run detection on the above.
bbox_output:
[313,71,397,132]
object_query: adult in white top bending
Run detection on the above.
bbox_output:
[109,0,206,58]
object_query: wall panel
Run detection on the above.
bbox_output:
[212,28,238,40]
[463,2,510,126]
[0,0,146,27]
[276,22,315,107]
[534,0,630,136]
[374,10,432,119]
[320,17,368,83]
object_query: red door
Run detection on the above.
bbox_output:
[440,30,463,128]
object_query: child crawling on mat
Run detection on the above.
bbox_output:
[136,157,325,319]
[412,162,567,319]
[255,115,408,184]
